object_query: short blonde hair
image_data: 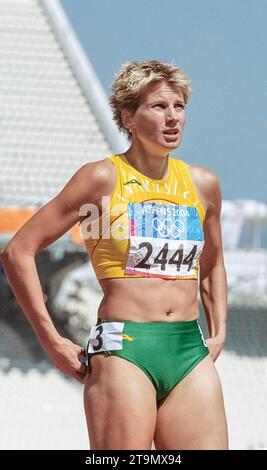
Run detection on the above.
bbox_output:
[109,59,192,139]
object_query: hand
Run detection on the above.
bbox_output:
[42,336,89,383]
[205,336,225,362]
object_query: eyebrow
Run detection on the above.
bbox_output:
[149,99,185,105]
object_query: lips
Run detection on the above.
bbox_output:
[163,129,179,135]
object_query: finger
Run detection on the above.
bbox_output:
[79,362,87,373]
[72,372,87,384]
[81,374,88,384]
[78,349,87,364]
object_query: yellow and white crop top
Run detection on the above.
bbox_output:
[84,154,205,280]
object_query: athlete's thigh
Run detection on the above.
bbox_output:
[154,355,228,450]
[84,353,157,450]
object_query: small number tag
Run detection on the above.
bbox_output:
[88,322,124,353]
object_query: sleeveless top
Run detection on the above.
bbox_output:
[84,154,205,280]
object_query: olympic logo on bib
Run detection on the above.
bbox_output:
[152,217,185,238]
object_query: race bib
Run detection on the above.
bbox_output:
[125,202,204,277]
[88,322,124,353]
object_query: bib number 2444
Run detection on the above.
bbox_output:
[135,241,198,272]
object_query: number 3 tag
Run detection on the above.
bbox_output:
[88,322,124,353]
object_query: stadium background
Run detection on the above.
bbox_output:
[0,0,266,449]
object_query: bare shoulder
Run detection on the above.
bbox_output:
[73,157,115,194]
[187,163,222,213]
[188,163,220,192]
[61,157,116,208]
[66,157,117,223]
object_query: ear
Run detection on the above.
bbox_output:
[121,109,133,130]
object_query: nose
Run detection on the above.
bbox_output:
[166,106,178,122]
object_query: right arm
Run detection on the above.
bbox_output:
[0,159,114,382]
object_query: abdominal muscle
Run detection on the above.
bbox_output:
[97,277,199,322]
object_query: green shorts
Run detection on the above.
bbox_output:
[87,319,209,404]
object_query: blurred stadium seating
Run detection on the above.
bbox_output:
[0,0,266,450]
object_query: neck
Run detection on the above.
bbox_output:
[124,145,170,180]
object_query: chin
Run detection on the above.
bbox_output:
[162,141,180,151]
[146,138,180,154]
[161,136,181,149]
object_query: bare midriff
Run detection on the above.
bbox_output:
[97,277,199,322]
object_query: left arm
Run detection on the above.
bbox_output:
[190,166,227,361]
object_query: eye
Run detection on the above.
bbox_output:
[153,103,165,108]
[175,103,185,110]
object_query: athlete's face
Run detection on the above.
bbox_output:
[124,81,186,153]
